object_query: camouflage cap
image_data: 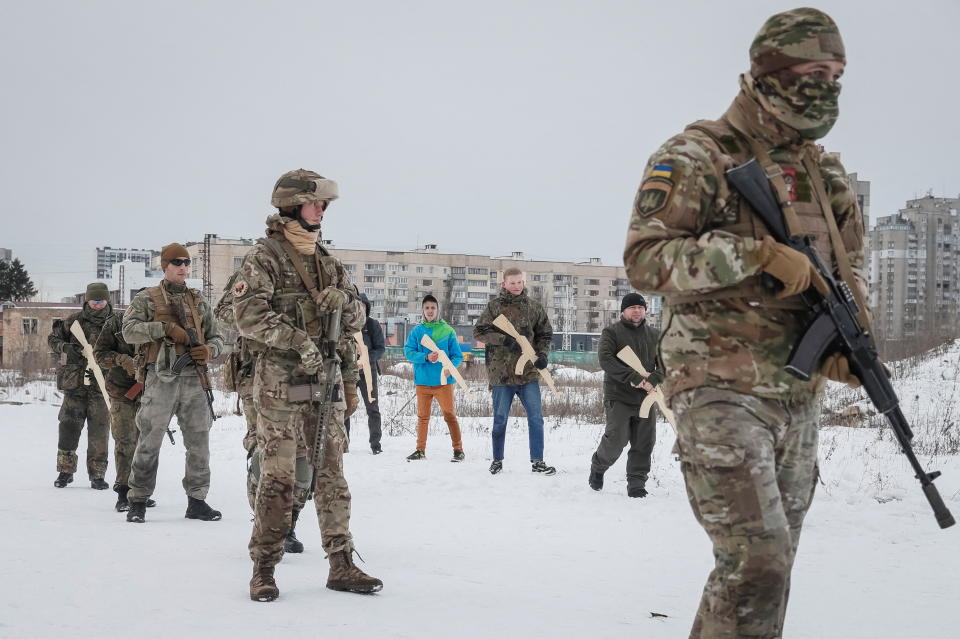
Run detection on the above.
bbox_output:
[750,8,845,77]
[271,169,340,209]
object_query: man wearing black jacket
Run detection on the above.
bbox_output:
[589,293,663,497]
[346,294,385,454]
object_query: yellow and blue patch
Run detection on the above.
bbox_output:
[636,164,675,217]
[650,164,673,179]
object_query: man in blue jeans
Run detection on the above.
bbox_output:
[474,267,555,475]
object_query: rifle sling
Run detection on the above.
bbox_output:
[273,236,328,304]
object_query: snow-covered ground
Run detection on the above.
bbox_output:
[1,364,958,639]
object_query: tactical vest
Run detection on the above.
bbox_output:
[140,285,205,364]
[663,118,838,310]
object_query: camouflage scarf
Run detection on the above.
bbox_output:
[81,303,112,326]
[756,69,841,140]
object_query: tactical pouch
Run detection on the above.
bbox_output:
[296,299,323,339]
[288,381,341,404]
[56,367,82,392]
[223,351,240,393]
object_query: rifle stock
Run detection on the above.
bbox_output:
[727,158,954,529]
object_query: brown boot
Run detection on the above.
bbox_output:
[250,563,279,602]
[326,550,383,593]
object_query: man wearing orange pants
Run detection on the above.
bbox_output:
[403,295,465,462]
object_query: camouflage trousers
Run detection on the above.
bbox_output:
[128,369,213,503]
[672,387,819,639]
[110,396,140,490]
[56,390,110,479]
[248,399,352,568]
[243,393,311,513]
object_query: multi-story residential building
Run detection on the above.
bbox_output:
[868,194,960,343]
[848,172,871,232]
[95,247,157,280]
[183,235,257,304]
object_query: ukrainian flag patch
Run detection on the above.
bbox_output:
[650,164,673,179]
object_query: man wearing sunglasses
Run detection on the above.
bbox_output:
[121,243,224,524]
[48,282,114,490]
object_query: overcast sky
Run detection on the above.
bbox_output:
[2,0,958,300]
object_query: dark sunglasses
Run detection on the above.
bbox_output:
[169,258,191,267]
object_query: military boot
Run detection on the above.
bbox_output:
[589,470,604,491]
[326,550,383,594]
[91,478,109,490]
[250,563,279,602]
[127,501,147,523]
[283,508,304,554]
[115,485,130,512]
[185,496,222,521]
[54,472,73,488]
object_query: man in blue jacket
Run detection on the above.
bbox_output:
[346,294,385,454]
[403,295,465,462]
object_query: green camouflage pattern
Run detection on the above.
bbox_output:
[56,391,110,478]
[234,214,362,566]
[473,288,553,386]
[623,86,865,403]
[271,169,339,209]
[93,311,138,399]
[750,8,845,77]
[108,396,140,489]
[49,306,111,393]
[673,387,819,638]
[758,70,841,140]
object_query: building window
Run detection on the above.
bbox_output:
[233,256,244,270]
[451,266,466,274]
[585,278,600,286]
[343,263,356,272]
[364,276,385,283]
[468,267,488,275]
[365,263,385,270]
[21,318,39,334]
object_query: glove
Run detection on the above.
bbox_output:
[502,335,523,353]
[315,286,348,313]
[190,344,211,366]
[298,339,323,375]
[628,371,645,386]
[646,370,664,387]
[534,353,548,370]
[63,342,84,358]
[116,354,137,377]
[165,322,191,345]
[84,369,96,384]
[820,353,861,388]
[755,236,829,299]
[343,382,360,419]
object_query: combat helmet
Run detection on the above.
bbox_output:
[271,169,339,209]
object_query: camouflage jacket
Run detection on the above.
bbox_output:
[48,306,112,393]
[121,279,224,378]
[93,311,138,399]
[598,318,663,408]
[623,84,865,402]
[231,215,364,402]
[474,288,553,386]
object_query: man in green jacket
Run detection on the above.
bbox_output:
[589,293,663,497]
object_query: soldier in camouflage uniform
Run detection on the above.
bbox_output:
[474,267,555,475]
[623,9,865,638]
[234,169,381,602]
[48,282,113,490]
[94,303,156,512]
[121,243,225,524]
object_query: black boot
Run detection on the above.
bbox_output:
[283,508,304,554]
[54,472,73,488]
[588,471,604,491]
[91,478,109,490]
[185,496,222,521]
[115,485,130,512]
[127,501,146,523]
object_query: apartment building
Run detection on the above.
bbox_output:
[95,247,157,280]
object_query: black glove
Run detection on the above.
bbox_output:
[502,336,522,353]
[63,343,83,358]
[534,353,548,370]
[646,370,664,387]
[628,372,645,386]
[84,369,96,384]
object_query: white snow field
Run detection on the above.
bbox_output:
[1,363,958,639]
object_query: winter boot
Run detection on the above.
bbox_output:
[326,550,383,594]
[115,485,130,512]
[283,508,304,554]
[589,471,604,491]
[406,450,425,461]
[531,460,556,475]
[250,563,279,602]
[452,450,465,462]
[127,501,147,523]
[371,444,382,455]
[628,487,649,498]
[489,460,503,475]
[185,496,222,521]
[91,478,109,490]
[54,472,73,488]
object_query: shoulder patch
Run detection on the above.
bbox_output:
[636,173,674,217]
[233,280,249,297]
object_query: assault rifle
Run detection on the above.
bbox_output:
[170,298,217,422]
[288,309,343,475]
[727,158,954,529]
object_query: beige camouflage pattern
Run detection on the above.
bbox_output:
[108,397,140,489]
[271,169,339,209]
[233,215,363,566]
[750,8,845,78]
[673,388,819,638]
[623,85,865,403]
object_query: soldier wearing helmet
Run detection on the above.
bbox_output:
[234,168,380,602]
[623,8,866,637]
